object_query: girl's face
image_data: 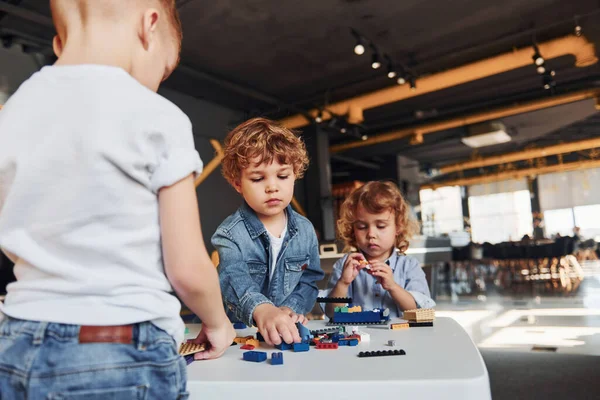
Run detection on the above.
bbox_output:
[353,205,399,263]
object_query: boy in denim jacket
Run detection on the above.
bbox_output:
[213,118,324,345]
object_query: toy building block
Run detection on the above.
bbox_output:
[316,297,352,304]
[357,331,370,342]
[179,342,206,356]
[390,322,409,330]
[243,350,267,362]
[275,342,293,351]
[256,332,265,342]
[293,342,310,352]
[240,344,255,350]
[347,334,361,343]
[245,339,259,348]
[358,349,406,358]
[316,342,339,350]
[296,322,313,343]
[388,340,396,347]
[233,337,247,344]
[403,308,435,322]
[233,322,247,329]
[271,352,283,365]
[331,308,390,325]
[310,326,344,336]
[348,305,362,313]
[184,354,195,365]
[408,321,434,327]
[339,338,359,346]
[231,341,238,346]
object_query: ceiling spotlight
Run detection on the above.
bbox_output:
[354,42,365,55]
[550,70,556,77]
[537,65,546,74]
[532,46,544,66]
[371,53,381,69]
[361,135,368,141]
[351,29,366,55]
[397,76,406,85]
[575,17,582,37]
[543,83,551,90]
[315,110,323,123]
[340,127,347,134]
[387,70,397,79]
[409,76,417,90]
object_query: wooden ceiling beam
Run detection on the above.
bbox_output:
[280,35,598,129]
[439,137,600,175]
[422,158,600,190]
[329,88,600,153]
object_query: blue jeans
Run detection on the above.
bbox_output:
[0,317,188,399]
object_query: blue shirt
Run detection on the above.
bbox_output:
[324,251,435,318]
[212,202,324,326]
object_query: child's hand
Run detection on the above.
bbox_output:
[253,303,302,345]
[369,261,399,292]
[192,319,236,360]
[279,306,307,325]
[340,253,368,285]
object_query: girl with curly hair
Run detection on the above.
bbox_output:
[324,181,435,318]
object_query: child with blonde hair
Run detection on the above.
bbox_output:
[213,117,324,345]
[325,181,435,318]
[0,1,234,397]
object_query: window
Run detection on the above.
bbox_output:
[419,186,464,236]
[574,204,600,239]
[469,190,532,243]
[544,208,575,238]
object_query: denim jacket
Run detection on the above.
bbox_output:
[212,202,324,326]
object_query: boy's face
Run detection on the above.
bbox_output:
[234,158,296,221]
[353,205,398,262]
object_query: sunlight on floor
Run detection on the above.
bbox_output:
[488,308,600,328]
[479,326,600,349]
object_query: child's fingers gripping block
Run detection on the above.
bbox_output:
[179,342,207,356]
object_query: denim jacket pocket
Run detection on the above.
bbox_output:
[247,261,268,290]
[283,256,309,297]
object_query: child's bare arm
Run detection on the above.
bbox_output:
[159,175,234,357]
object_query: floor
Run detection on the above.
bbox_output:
[435,260,600,355]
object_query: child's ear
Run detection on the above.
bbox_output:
[52,35,63,57]
[232,180,243,194]
[139,8,160,51]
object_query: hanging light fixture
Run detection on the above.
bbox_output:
[371,53,381,69]
[532,45,544,66]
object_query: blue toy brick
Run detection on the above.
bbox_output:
[296,322,313,342]
[347,338,359,346]
[332,308,391,325]
[271,352,283,365]
[293,342,310,352]
[337,339,348,346]
[233,322,247,329]
[275,342,293,351]
[256,332,265,342]
[243,351,267,362]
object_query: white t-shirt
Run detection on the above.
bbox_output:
[0,65,203,345]
[267,214,287,281]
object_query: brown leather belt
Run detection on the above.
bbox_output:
[79,325,134,344]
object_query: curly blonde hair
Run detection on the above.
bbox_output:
[221,117,309,186]
[337,181,419,253]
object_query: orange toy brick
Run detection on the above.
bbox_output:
[390,322,409,330]
[403,308,435,322]
[179,342,206,356]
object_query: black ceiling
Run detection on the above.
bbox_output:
[2,0,600,183]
